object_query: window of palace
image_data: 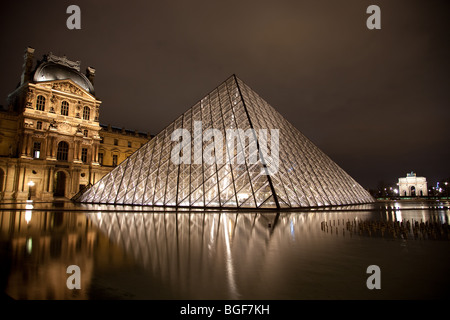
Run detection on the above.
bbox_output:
[83,106,90,120]
[56,141,69,161]
[98,152,104,165]
[112,154,118,167]
[81,148,88,163]
[36,95,46,111]
[61,101,69,116]
[83,129,88,137]
[114,139,118,146]
[33,142,41,159]
[36,121,43,130]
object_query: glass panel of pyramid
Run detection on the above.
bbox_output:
[77,75,374,208]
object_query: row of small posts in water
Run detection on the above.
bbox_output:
[320,218,450,240]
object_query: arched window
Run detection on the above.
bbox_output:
[61,101,69,116]
[56,141,69,161]
[83,106,90,120]
[36,95,46,111]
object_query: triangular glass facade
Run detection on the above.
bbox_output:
[77,75,374,208]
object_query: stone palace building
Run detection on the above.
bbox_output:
[0,47,151,201]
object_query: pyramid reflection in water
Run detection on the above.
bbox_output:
[77,75,373,208]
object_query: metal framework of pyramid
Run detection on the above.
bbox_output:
[77,75,374,209]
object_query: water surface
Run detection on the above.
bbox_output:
[1,200,449,299]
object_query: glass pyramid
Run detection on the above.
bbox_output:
[77,75,374,209]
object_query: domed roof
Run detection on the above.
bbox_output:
[33,54,94,94]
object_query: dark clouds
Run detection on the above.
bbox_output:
[0,0,449,188]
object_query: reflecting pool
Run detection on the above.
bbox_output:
[1,200,449,299]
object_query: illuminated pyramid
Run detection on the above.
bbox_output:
[77,75,374,208]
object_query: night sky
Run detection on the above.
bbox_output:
[0,0,448,190]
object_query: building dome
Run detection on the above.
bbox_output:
[33,55,95,95]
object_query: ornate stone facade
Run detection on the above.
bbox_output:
[398,172,428,197]
[0,47,150,201]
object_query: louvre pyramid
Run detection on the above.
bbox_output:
[77,75,374,209]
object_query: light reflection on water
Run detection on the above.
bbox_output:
[1,200,449,300]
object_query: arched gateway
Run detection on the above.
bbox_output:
[398,172,427,197]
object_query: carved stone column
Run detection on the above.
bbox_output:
[78,142,83,161]
[42,165,54,200]
[26,134,33,157]
[14,165,29,200]
[92,143,99,163]
[21,133,29,157]
[17,165,25,192]
[42,165,49,192]
[48,166,55,193]
[46,136,56,160]
[3,162,17,200]
[52,137,58,159]
[74,140,79,161]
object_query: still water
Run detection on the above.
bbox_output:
[1,200,449,300]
